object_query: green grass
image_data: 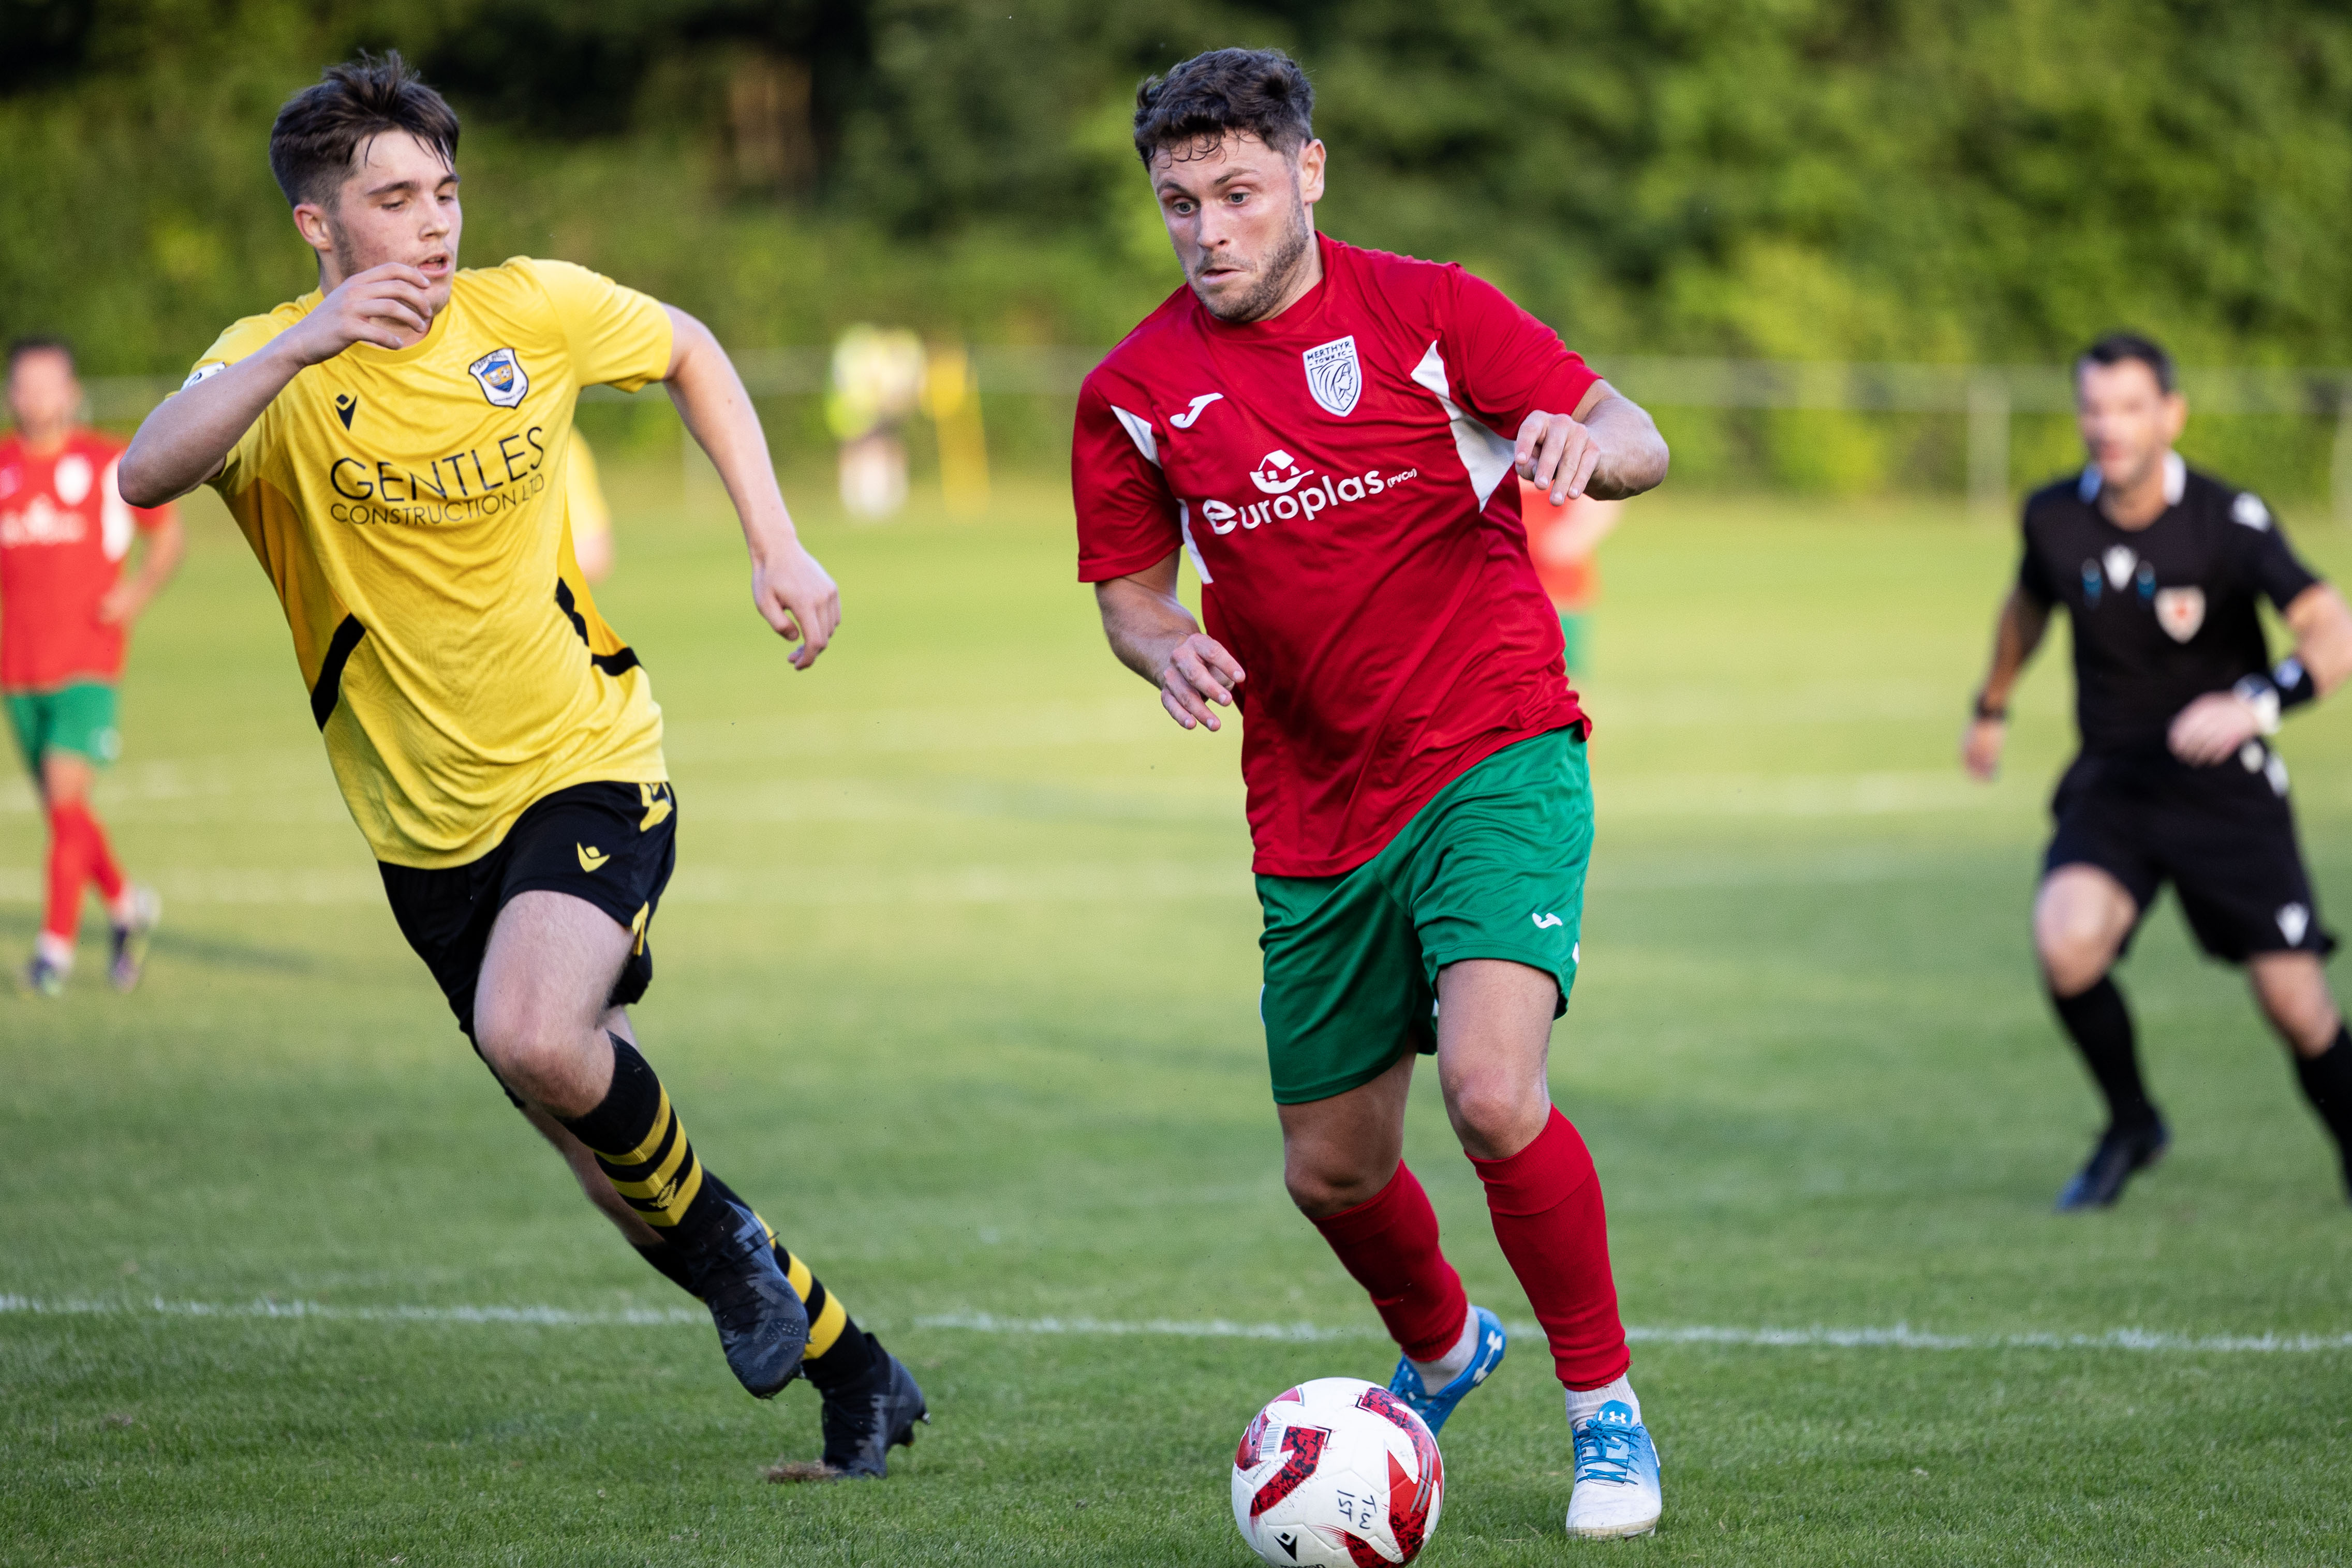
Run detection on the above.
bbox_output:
[4,462,2350,1565]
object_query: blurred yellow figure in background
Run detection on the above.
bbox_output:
[1519,478,1622,677]
[921,343,989,517]
[566,431,614,584]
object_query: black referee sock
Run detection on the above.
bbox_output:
[2051,977,2161,1133]
[2291,1026,2352,1192]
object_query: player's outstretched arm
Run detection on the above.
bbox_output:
[1095,551,1246,732]
[120,263,437,507]
[2169,583,2352,764]
[660,306,838,671]
[1514,382,1669,507]
[1963,588,2050,780]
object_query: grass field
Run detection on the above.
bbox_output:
[4,459,2350,1566]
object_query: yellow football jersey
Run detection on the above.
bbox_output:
[189,257,673,868]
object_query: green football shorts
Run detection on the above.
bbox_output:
[1255,726,1592,1105]
[5,681,122,771]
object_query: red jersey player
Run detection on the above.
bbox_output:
[2,339,181,996]
[1074,51,1671,1540]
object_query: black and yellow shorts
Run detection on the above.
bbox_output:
[379,780,678,1044]
[1255,728,1592,1106]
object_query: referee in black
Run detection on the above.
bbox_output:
[1964,332,2352,1209]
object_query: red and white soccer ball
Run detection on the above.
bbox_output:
[1230,1377,1445,1567]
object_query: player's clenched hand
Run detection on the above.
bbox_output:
[750,535,840,670]
[1514,410,1601,506]
[1960,717,2007,781]
[1160,633,1245,731]
[280,264,436,364]
[2168,690,2263,765]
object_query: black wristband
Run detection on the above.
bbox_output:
[2275,656,2318,714]
[1973,692,2008,721]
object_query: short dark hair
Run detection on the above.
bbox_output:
[269,50,461,209]
[1133,48,1314,166]
[6,337,73,374]
[2079,331,2175,395]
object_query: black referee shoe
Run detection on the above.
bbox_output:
[818,1336,929,1478]
[687,1202,809,1398]
[2055,1119,2171,1212]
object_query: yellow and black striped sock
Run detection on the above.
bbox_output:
[574,1036,879,1394]
[562,1034,727,1245]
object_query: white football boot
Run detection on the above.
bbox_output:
[1565,1397,1662,1539]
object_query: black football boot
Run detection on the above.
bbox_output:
[817,1334,929,1477]
[684,1198,809,1397]
[2054,1118,2170,1211]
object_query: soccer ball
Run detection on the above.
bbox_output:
[1230,1377,1444,1567]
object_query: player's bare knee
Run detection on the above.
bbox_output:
[472,1007,582,1100]
[1442,1077,1545,1160]
[1282,1151,1384,1217]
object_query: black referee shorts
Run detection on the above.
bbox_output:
[2045,746,2335,964]
[378,780,679,1046]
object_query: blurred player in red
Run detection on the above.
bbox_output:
[1,338,181,996]
[1519,479,1622,677]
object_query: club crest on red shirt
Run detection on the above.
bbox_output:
[1303,335,1362,417]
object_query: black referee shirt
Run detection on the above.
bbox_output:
[2017,453,2320,756]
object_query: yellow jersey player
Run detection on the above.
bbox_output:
[119,53,925,1479]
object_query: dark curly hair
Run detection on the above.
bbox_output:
[1132,48,1314,166]
[269,50,461,209]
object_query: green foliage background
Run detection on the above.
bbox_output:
[7,0,2352,492]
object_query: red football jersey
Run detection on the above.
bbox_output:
[1074,235,1598,877]
[0,430,173,691]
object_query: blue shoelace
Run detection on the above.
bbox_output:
[1573,1420,1647,1486]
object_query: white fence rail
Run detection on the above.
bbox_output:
[83,354,2352,520]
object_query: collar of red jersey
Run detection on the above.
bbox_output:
[2078,450,2185,508]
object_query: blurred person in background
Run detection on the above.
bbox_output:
[1964,332,2352,1210]
[827,325,924,519]
[1,337,177,997]
[1519,480,1621,677]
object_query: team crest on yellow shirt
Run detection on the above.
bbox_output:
[467,347,530,408]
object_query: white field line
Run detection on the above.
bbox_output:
[3,1295,2347,1354]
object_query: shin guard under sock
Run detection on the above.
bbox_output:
[2051,977,2158,1132]
[1471,1107,1630,1391]
[2293,1026,2352,1191]
[1309,1162,1470,1365]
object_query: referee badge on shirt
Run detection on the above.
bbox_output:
[1302,335,1363,418]
[467,347,530,409]
[2154,586,2205,642]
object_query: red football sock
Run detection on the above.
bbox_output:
[1471,1106,1630,1390]
[80,806,125,906]
[43,804,96,943]
[1309,1163,1469,1363]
